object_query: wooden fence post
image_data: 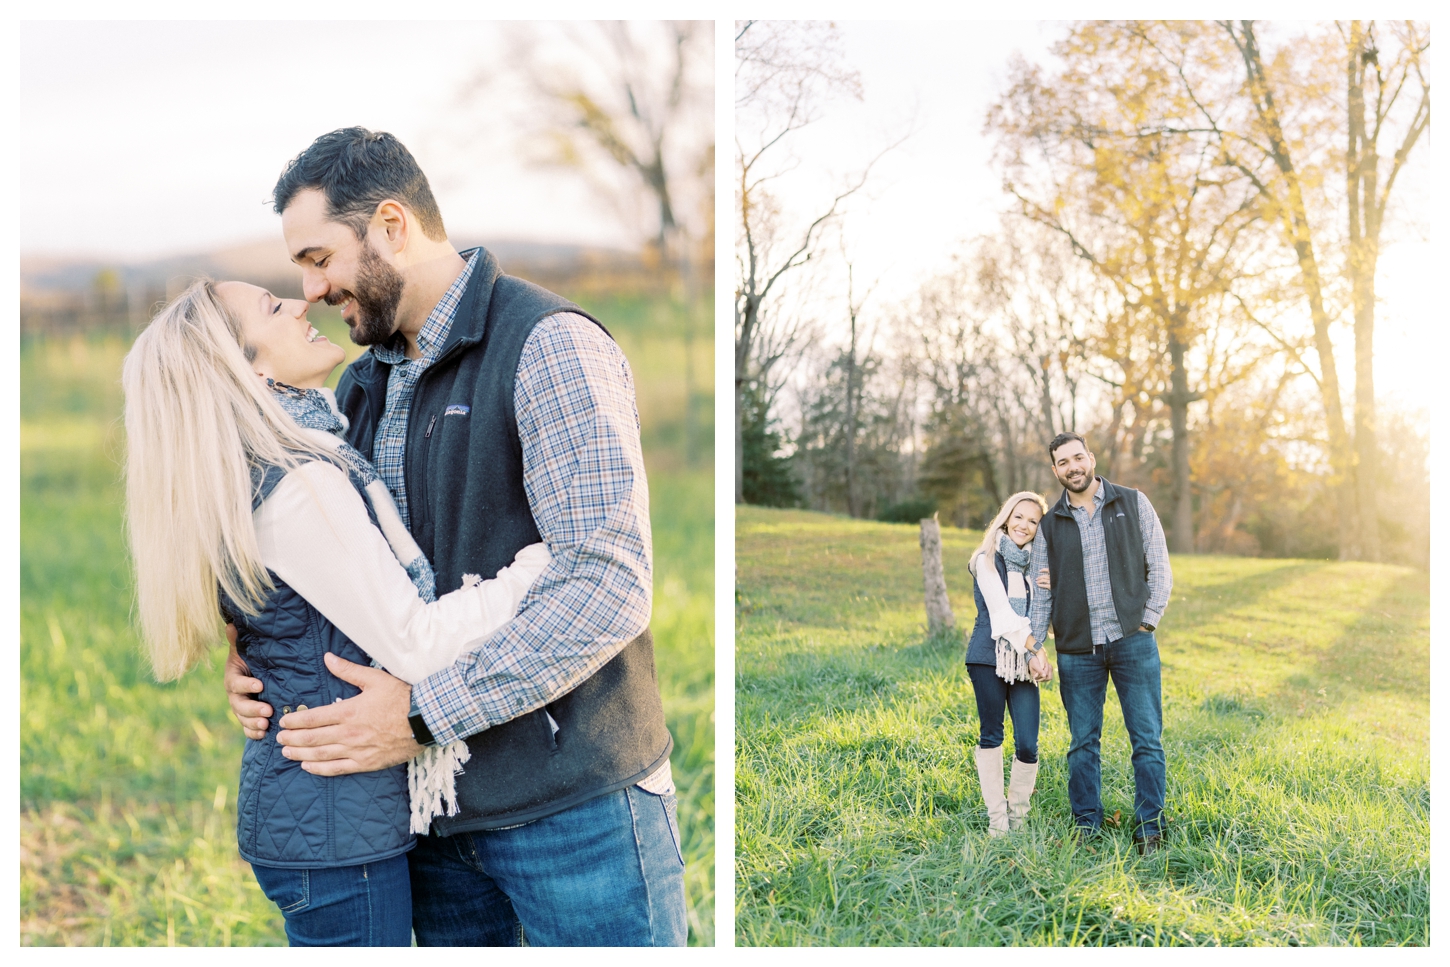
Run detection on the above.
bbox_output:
[920,513,955,634]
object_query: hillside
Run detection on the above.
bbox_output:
[735,506,1429,946]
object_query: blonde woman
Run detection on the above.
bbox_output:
[964,491,1053,836]
[122,280,547,946]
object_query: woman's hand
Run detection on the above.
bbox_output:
[224,624,272,740]
[1029,653,1053,683]
[1036,567,1051,590]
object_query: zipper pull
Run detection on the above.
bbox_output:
[425,414,437,438]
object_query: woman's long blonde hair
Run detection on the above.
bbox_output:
[122,280,339,681]
[968,491,1050,576]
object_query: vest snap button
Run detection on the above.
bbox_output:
[283,706,292,714]
[296,704,308,711]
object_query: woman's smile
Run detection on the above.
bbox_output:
[1007,500,1043,547]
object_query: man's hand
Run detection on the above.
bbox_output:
[275,653,423,776]
[1029,653,1054,683]
[225,625,272,740]
[1036,567,1052,590]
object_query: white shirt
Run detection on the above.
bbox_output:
[973,549,1034,655]
[252,460,549,685]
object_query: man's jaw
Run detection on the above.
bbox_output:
[1064,471,1092,493]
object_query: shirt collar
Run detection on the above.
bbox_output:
[1067,477,1106,512]
[373,249,479,365]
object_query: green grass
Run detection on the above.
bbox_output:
[21,318,713,946]
[735,506,1428,946]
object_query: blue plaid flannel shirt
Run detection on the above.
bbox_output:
[1029,480,1172,647]
[370,257,652,744]
[369,251,478,528]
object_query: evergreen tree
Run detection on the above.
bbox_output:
[741,383,801,508]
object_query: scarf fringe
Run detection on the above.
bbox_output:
[995,635,1038,685]
[408,739,472,834]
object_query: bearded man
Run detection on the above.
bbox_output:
[1029,432,1173,855]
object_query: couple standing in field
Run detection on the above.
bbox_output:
[965,432,1172,855]
[121,127,687,946]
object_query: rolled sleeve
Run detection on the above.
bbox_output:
[411,313,652,743]
[1139,490,1173,627]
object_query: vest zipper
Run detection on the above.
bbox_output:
[425,414,437,438]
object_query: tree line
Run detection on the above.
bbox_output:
[735,20,1429,566]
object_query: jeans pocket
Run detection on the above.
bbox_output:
[640,789,685,868]
[251,865,311,915]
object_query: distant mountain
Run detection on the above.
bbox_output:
[20,237,642,300]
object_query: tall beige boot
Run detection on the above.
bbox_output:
[974,746,1009,836]
[1006,757,1039,830]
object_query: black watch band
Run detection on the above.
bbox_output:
[407,701,437,747]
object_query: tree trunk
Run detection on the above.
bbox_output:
[844,338,857,518]
[1230,20,1358,559]
[1166,329,1197,554]
[920,515,955,635]
[734,378,746,503]
[734,291,757,505]
[1346,21,1380,562]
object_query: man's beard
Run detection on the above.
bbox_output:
[1060,469,1093,493]
[331,240,404,346]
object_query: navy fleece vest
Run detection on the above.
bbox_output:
[222,463,413,870]
[334,247,672,834]
[1040,477,1149,654]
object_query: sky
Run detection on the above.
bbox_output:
[755,20,1434,418]
[18,21,675,259]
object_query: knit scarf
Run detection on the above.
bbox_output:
[994,534,1037,685]
[268,379,468,833]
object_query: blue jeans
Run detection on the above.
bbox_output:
[408,785,687,946]
[1057,630,1166,837]
[966,664,1040,763]
[250,853,413,946]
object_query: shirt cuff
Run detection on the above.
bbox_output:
[409,665,481,747]
[1142,607,1164,628]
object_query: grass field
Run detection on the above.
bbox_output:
[735,506,1429,946]
[20,296,714,946]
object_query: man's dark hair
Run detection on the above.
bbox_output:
[1048,431,1089,462]
[272,127,447,242]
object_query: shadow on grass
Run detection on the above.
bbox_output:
[1264,568,1429,743]
[1160,559,1331,636]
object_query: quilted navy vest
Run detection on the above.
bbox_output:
[220,462,414,870]
[964,549,1032,667]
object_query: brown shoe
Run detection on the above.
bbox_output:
[1134,832,1163,855]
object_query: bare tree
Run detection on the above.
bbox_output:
[839,253,881,518]
[734,19,865,503]
[459,21,714,263]
[1340,20,1430,561]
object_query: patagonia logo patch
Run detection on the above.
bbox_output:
[444,404,471,417]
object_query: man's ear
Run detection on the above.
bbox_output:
[374,199,408,254]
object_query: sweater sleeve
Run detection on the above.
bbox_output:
[973,550,1032,652]
[252,461,550,685]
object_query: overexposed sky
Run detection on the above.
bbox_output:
[756,20,1433,417]
[19,21,660,259]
